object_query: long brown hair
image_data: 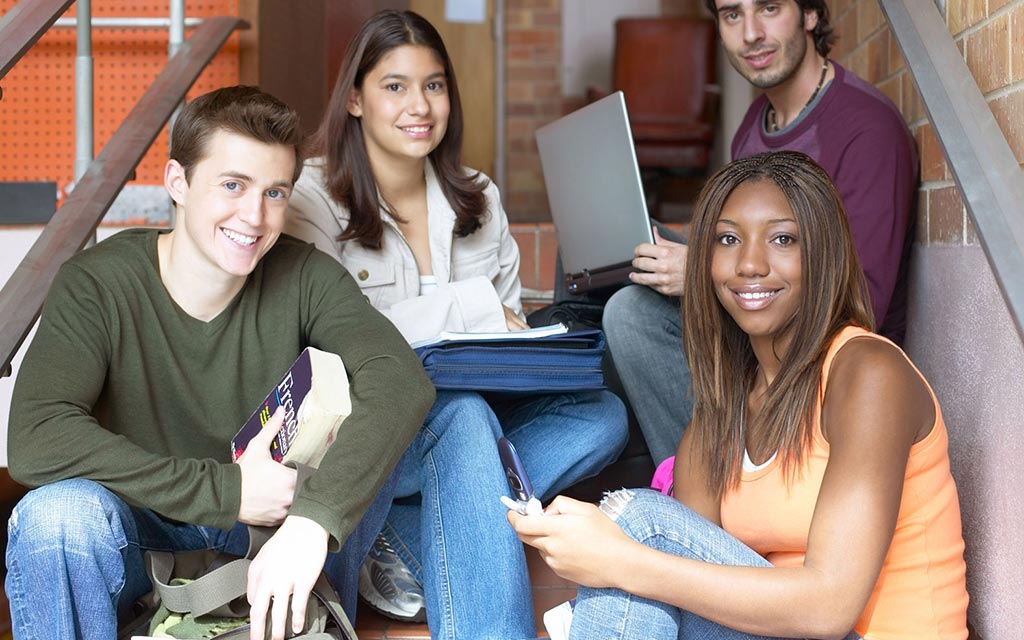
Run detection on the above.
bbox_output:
[682,151,873,497]
[314,10,487,249]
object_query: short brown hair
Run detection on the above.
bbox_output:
[170,85,305,184]
[704,0,836,57]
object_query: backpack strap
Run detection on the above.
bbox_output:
[145,551,251,618]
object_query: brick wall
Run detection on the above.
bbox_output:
[831,0,1024,247]
[505,0,563,221]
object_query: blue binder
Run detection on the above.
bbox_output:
[413,329,606,393]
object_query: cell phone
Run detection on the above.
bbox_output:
[497,437,542,515]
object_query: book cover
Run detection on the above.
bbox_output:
[230,347,350,469]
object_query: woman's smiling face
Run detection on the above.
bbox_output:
[711,179,803,343]
[348,44,451,169]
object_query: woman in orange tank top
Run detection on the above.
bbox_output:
[509,151,968,639]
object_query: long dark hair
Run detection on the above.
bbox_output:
[314,10,487,249]
[682,151,873,497]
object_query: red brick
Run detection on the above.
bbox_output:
[988,89,1024,164]
[886,26,906,76]
[849,44,870,81]
[917,122,949,183]
[947,0,967,35]
[878,75,901,112]
[902,73,925,124]
[511,227,538,288]
[865,30,889,83]
[928,185,965,245]
[507,167,546,192]
[507,44,532,62]
[530,45,560,64]
[965,14,1011,94]
[532,10,560,28]
[505,9,532,29]
[947,0,987,35]
[1013,4,1024,83]
[534,82,562,100]
[507,152,542,174]
[507,66,558,83]
[508,102,539,117]
[506,29,557,47]
[858,0,885,37]
[835,8,859,61]
[538,223,559,290]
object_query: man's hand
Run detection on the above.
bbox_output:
[503,304,529,331]
[236,407,297,526]
[629,226,688,296]
[507,495,636,589]
[247,515,329,640]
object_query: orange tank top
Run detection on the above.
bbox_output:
[719,326,968,639]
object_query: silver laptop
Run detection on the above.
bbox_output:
[535,91,653,294]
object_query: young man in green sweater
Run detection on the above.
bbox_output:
[5,86,435,640]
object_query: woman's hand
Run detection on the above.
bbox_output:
[503,305,529,331]
[507,495,636,588]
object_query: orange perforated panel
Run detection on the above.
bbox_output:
[0,1,240,199]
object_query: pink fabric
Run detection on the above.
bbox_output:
[650,456,676,495]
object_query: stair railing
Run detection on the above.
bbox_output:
[0,1,245,376]
[881,0,1024,342]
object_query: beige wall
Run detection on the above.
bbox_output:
[832,0,1024,636]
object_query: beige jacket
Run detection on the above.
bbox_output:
[285,157,522,345]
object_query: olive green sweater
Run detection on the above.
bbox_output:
[8,229,434,548]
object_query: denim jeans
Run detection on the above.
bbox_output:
[553,219,691,465]
[602,284,693,464]
[569,489,862,640]
[382,389,628,640]
[5,469,398,639]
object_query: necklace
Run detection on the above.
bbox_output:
[766,57,829,133]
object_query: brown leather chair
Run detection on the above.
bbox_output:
[589,17,718,176]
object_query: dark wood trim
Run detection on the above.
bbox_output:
[0,16,247,377]
[0,0,76,81]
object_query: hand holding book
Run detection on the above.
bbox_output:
[231,347,351,469]
[235,406,296,526]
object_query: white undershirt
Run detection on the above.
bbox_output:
[419,274,438,296]
[742,448,779,473]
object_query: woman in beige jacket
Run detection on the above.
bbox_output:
[285,10,628,640]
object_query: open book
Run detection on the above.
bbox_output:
[410,322,568,349]
[230,347,350,469]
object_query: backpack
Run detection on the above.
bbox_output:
[118,466,358,640]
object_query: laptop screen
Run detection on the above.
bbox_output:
[535,91,653,277]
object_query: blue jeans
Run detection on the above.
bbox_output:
[569,490,862,640]
[602,284,693,464]
[5,470,398,639]
[383,390,628,640]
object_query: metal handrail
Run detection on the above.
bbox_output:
[881,0,1024,342]
[0,0,76,81]
[0,16,246,376]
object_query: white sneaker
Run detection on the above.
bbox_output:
[358,533,427,623]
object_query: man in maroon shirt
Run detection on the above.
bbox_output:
[602,0,918,464]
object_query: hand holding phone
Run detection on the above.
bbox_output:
[497,437,543,516]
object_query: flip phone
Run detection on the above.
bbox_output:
[497,437,543,516]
